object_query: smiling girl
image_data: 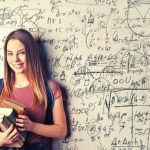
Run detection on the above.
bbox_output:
[0,29,67,150]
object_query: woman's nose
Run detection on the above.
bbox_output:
[12,54,19,61]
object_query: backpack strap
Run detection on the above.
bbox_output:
[45,80,54,124]
[0,79,3,93]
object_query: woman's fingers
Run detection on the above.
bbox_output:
[5,124,14,135]
[7,125,19,140]
[16,114,34,132]
[16,115,25,128]
[3,124,19,145]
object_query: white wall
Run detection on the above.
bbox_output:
[0,0,150,149]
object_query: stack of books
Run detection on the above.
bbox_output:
[0,96,26,148]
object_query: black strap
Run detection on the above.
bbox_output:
[45,80,54,124]
[0,79,3,94]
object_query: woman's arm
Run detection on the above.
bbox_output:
[16,96,67,138]
[32,96,67,138]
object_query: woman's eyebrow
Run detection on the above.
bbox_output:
[7,49,25,52]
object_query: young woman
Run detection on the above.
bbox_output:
[0,29,67,150]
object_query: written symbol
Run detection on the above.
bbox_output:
[82,14,94,24]
[47,56,62,67]
[88,124,97,137]
[110,8,117,14]
[97,113,103,121]
[112,137,144,148]
[127,1,150,36]
[84,78,90,86]
[87,16,94,24]
[112,137,121,146]
[91,136,96,141]
[119,122,126,132]
[141,77,146,84]
[60,71,66,81]
[47,17,56,24]
[55,44,61,49]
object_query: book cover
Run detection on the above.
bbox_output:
[0,96,25,114]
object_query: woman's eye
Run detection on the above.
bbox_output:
[19,51,25,55]
[7,52,13,56]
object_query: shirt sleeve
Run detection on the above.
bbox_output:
[49,80,62,100]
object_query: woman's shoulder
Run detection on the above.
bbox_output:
[48,79,58,90]
[47,79,61,99]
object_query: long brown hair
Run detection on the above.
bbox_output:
[1,29,48,108]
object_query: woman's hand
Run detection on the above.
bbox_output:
[16,114,34,132]
[0,124,19,146]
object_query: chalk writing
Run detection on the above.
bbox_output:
[0,0,149,149]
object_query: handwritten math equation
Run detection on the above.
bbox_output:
[0,0,150,149]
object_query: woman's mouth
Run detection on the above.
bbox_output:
[14,64,23,69]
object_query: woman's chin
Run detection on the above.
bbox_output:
[13,69,25,74]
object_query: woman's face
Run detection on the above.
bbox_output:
[6,39,27,75]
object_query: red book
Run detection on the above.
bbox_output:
[0,96,25,114]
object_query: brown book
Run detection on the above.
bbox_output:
[0,96,25,114]
[0,107,25,147]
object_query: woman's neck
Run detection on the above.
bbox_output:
[14,74,29,88]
